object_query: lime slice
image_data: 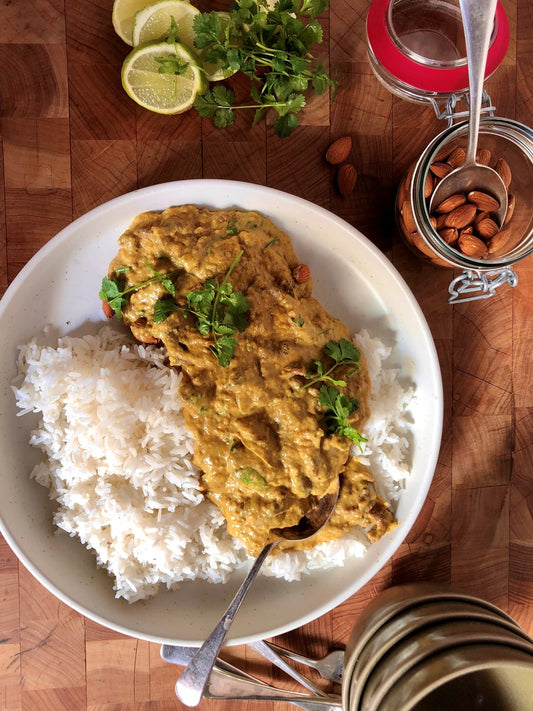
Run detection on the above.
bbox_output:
[112,0,175,45]
[121,40,206,114]
[199,12,238,82]
[132,0,199,49]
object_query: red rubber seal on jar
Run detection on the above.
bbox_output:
[366,0,509,93]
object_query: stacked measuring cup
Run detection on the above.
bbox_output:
[342,583,533,711]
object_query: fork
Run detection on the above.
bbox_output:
[264,641,345,684]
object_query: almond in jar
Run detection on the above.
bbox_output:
[395,117,533,301]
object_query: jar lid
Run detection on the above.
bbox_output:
[366,0,509,94]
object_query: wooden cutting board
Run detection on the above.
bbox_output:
[1,0,532,709]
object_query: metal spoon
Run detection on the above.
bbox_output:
[429,0,508,225]
[175,481,340,707]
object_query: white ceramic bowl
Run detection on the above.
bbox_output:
[0,180,443,646]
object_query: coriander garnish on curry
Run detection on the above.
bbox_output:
[101,205,396,556]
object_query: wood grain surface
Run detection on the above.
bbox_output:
[1,0,532,709]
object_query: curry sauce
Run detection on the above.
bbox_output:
[105,205,396,555]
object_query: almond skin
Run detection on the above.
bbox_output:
[336,163,357,197]
[435,193,466,213]
[467,190,500,212]
[438,227,459,246]
[476,148,492,165]
[401,200,417,233]
[444,203,477,229]
[430,162,453,179]
[326,136,352,165]
[488,228,512,254]
[447,146,466,167]
[494,157,512,189]
[504,193,516,225]
[476,218,500,240]
[458,233,489,259]
[293,263,311,283]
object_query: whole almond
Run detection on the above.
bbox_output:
[494,157,512,189]
[401,200,417,233]
[397,178,408,210]
[458,233,488,259]
[326,136,352,165]
[474,210,490,229]
[467,190,500,212]
[424,172,434,199]
[430,162,454,179]
[476,218,500,240]
[336,163,357,197]
[447,146,466,168]
[488,227,512,254]
[476,148,492,165]
[444,203,477,229]
[435,193,466,213]
[433,141,458,163]
[439,227,459,246]
[293,263,311,283]
[504,193,516,225]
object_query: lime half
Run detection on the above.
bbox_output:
[121,40,206,114]
[112,0,168,45]
[132,0,199,49]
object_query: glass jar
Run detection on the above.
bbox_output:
[366,0,509,121]
[397,118,533,302]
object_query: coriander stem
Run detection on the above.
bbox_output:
[210,249,244,346]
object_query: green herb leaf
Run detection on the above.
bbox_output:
[233,466,269,492]
[185,250,250,366]
[318,385,367,448]
[153,298,181,323]
[99,266,180,320]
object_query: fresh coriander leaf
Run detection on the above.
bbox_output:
[99,266,180,319]
[292,315,305,327]
[193,12,222,49]
[274,112,299,137]
[324,338,360,365]
[263,236,279,249]
[210,334,237,366]
[155,55,190,75]
[318,385,366,448]
[153,298,181,323]
[227,219,239,235]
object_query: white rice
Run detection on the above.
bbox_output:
[12,325,415,601]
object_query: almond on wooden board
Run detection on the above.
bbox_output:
[326,136,352,164]
[458,232,489,258]
[444,202,477,229]
[337,163,357,197]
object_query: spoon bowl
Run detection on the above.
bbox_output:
[430,161,508,226]
[429,0,508,225]
[175,480,341,707]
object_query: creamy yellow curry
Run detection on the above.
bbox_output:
[103,205,396,555]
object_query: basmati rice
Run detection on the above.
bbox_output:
[12,325,415,601]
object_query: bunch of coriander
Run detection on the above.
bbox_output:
[193,0,336,137]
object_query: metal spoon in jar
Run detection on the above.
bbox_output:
[175,481,341,707]
[429,0,508,225]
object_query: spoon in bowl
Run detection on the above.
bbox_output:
[429,0,508,225]
[175,480,341,707]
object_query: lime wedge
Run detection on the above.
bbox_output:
[121,40,206,114]
[132,0,199,48]
[112,0,179,45]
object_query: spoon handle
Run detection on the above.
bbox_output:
[460,0,498,164]
[175,540,278,707]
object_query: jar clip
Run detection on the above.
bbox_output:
[448,267,518,303]
[430,90,496,127]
